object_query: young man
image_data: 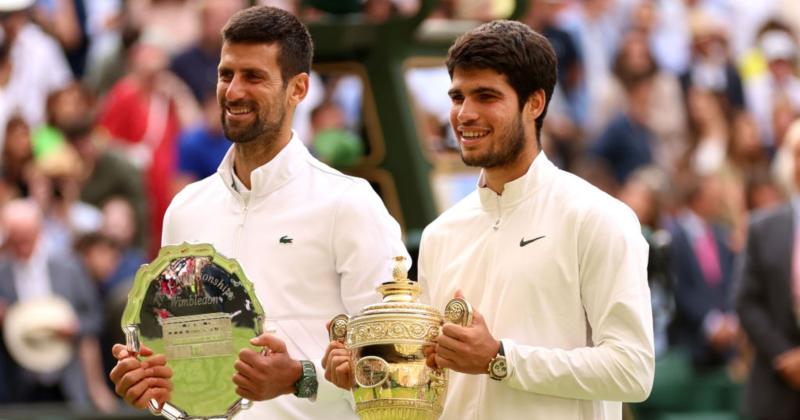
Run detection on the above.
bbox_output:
[324,20,654,419]
[108,6,408,420]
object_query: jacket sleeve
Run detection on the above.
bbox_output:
[330,179,410,314]
[314,179,410,403]
[503,203,655,402]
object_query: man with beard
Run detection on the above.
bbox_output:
[324,21,654,418]
[108,6,408,420]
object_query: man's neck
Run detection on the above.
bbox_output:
[233,130,292,189]
[482,146,538,195]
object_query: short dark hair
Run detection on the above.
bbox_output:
[446,20,557,141]
[222,6,313,84]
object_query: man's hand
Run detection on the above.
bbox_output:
[708,315,738,352]
[234,334,303,401]
[426,293,500,375]
[109,344,173,409]
[322,340,353,390]
[775,347,800,390]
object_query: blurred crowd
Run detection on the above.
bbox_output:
[0,0,799,416]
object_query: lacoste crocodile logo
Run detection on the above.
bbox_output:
[519,235,545,247]
[279,235,293,244]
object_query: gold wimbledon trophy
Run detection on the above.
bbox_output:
[121,243,265,419]
[329,257,472,420]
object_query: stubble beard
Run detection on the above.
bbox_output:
[221,102,286,146]
[460,114,526,169]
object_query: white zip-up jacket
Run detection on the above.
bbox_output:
[418,152,654,420]
[162,133,409,419]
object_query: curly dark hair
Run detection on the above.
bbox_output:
[446,20,558,142]
[222,6,313,84]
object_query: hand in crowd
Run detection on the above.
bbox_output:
[425,292,500,375]
[322,325,354,390]
[709,314,739,353]
[233,333,302,401]
[774,347,800,391]
[109,344,173,410]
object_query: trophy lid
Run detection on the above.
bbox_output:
[375,256,420,303]
[356,256,441,320]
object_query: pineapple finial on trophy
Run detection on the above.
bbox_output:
[391,255,408,282]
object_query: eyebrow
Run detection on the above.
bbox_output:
[448,86,503,97]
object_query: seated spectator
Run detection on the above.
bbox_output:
[64,119,149,250]
[0,199,115,412]
[590,68,656,187]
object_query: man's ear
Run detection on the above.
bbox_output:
[524,89,546,123]
[286,72,309,107]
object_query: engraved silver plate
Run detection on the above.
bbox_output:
[121,243,265,419]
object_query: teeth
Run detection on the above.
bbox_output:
[228,107,252,115]
[461,130,487,139]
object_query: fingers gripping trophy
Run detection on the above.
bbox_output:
[325,257,472,420]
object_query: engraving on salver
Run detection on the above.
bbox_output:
[163,312,234,360]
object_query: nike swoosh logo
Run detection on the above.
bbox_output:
[520,235,545,247]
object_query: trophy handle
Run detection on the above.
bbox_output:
[444,298,473,326]
[329,313,350,342]
[149,400,186,420]
[124,325,141,355]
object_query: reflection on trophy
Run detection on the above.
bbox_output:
[121,243,265,420]
[329,256,472,420]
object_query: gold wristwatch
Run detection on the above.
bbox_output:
[488,341,508,381]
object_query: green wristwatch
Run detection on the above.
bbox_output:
[294,360,318,398]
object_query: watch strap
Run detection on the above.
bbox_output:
[293,360,319,398]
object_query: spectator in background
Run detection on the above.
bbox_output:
[685,87,732,176]
[98,30,198,255]
[31,0,88,78]
[64,119,148,250]
[73,231,126,378]
[745,168,785,212]
[0,199,115,412]
[618,166,674,359]
[32,82,94,160]
[310,101,363,168]
[0,0,73,150]
[29,142,103,255]
[736,119,800,420]
[745,24,800,151]
[522,0,582,121]
[170,0,244,103]
[596,28,689,173]
[679,11,745,113]
[669,174,739,370]
[1,116,35,198]
[717,112,769,251]
[590,64,656,188]
[557,0,633,135]
[174,91,230,190]
[99,196,146,293]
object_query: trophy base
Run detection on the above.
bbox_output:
[356,399,442,420]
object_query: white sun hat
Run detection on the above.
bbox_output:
[0,0,35,12]
[3,296,79,374]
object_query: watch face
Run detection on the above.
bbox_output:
[490,357,507,379]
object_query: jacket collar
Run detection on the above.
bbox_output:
[477,151,556,211]
[217,131,308,199]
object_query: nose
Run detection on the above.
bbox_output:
[456,98,478,124]
[224,73,245,102]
